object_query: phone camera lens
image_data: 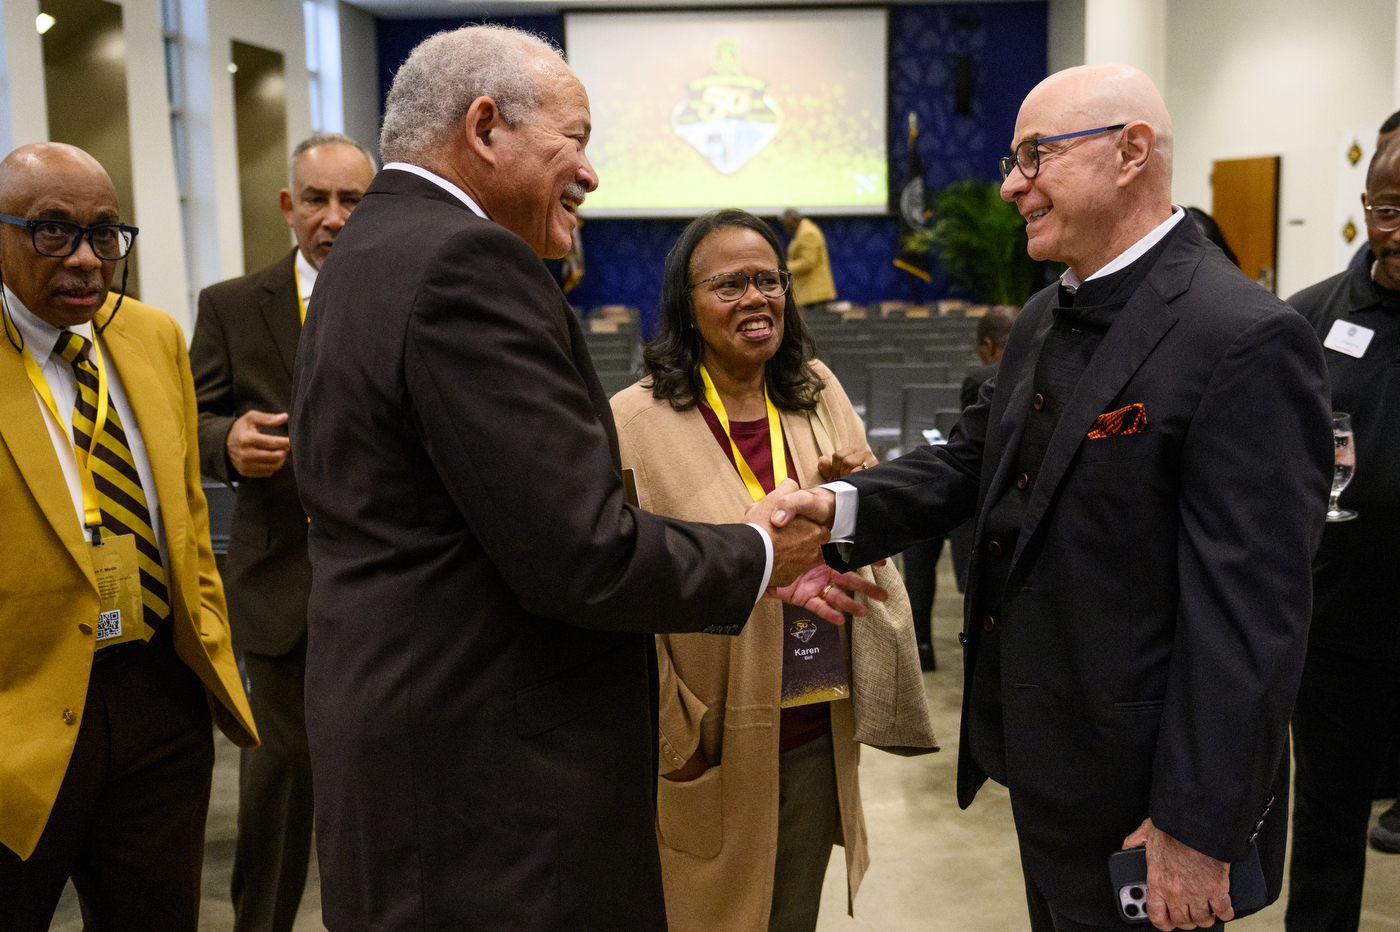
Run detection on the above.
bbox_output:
[1125,904,1139,917]
[1130,886,1145,901]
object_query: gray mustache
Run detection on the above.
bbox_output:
[563,182,588,206]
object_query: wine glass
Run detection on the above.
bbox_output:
[1327,412,1357,522]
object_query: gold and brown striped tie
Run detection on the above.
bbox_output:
[56,331,170,629]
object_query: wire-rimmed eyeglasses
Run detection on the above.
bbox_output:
[689,268,792,302]
[1363,197,1400,232]
[999,124,1128,182]
[0,213,138,260]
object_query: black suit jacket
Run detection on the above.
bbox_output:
[190,249,309,656]
[1290,263,1400,671]
[290,170,766,932]
[831,220,1331,925]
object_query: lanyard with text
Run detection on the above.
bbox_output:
[698,364,787,503]
[294,263,308,324]
[21,338,109,543]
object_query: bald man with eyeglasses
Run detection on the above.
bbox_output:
[768,63,1332,931]
[0,142,256,931]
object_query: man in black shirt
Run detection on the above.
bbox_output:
[771,63,1331,931]
[1285,137,1400,932]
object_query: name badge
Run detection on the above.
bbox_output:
[89,534,151,648]
[779,603,850,707]
[1323,319,1375,358]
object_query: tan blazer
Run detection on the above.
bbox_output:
[611,360,869,932]
[786,218,837,306]
[0,294,258,860]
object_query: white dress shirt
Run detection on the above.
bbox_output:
[5,287,170,573]
[295,247,319,306]
[379,162,776,598]
[827,206,1188,544]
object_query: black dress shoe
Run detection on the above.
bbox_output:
[1371,800,1400,853]
[918,640,936,672]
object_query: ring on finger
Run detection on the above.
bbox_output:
[821,583,834,598]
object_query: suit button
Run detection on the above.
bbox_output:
[62,709,75,726]
[986,540,1002,557]
[983,615,995,631]
[1017,473,1030,490]
[78,623,93,636]
[1033,393,1045,410]
[958,632,968,645]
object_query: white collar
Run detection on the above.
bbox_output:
[3,285,95,364]
[295,248,318,301]
[382,163,488,219]
[1061,206,1186,291]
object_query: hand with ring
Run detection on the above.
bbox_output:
[818,444,877,482]
[766,561,888,625]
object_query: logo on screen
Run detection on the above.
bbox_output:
[672,39,783,174]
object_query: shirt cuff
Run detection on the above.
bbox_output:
[746,523,775,603]
[825,480,858,542]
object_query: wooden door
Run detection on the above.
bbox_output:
[1211,156,1280,292]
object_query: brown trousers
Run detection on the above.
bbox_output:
[0,625,215,931]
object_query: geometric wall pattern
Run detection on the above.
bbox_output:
[376,3,1048,335]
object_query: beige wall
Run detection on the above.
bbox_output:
[1165,0,1397,297]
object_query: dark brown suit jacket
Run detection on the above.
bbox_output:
[190,249,310,656]
[290,169,767,931]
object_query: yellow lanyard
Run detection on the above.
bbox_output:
[21,334,110,537]
[699,364,787,503]
[294,263,308,324]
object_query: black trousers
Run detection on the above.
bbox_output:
[900,536,944,646]
[0,626,215,932]
[232,638,315,932]
[1286,645,1400,932]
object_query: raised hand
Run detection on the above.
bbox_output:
[817,444,876,482]
[766,561,888,625]
[1122,818,1233,931]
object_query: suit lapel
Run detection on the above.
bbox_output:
[1008,248,1194,570]
[0,335,94,584]
[97,300,189,594]
[262,252,301,380]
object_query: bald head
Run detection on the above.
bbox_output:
[0,142,122,328]
[1000,63,1175,280]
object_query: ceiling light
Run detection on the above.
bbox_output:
[228,62,238,73]
[36,13,55,34]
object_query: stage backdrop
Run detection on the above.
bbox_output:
[376,3,1048,336]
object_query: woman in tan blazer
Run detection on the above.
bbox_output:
[612,209,885,932]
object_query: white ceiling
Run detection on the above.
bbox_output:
[354,0,979,22]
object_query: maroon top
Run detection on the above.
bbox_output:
[698,403,832,753]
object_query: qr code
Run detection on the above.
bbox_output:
[96,610,122,641]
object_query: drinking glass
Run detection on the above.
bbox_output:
[1328,412,1357,522]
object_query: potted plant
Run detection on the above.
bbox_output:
[903,179,1051,307]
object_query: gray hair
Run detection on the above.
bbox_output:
[288,132,377,189]
[380,25,562,165]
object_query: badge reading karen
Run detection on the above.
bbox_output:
[780,603,850,707]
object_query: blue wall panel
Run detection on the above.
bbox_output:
[375,4,1047,334]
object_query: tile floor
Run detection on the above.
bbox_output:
[51,553,1400,931]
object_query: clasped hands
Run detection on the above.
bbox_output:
[744,445,886,625]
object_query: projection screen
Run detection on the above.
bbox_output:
[565,8,889,218]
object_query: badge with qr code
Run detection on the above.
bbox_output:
[97,610,122,640]
[87,534,150,648]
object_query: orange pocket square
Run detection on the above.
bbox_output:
[1087,403,1147,439]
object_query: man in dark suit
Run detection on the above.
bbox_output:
[189,132,375,932]
[771,63,1331,931]
[289,25,843,932]
[1284,138,1400,932]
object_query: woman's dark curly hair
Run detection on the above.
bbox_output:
[642,209,824,412]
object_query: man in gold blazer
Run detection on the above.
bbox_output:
[0,143,257,931]
[780,208,837,310]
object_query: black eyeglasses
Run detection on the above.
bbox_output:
[1363,198,1400,232]
[999,124,1128,181]
[690,268,791,302]
[0,213,138,260]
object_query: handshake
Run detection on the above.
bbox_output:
[744,446,888,625]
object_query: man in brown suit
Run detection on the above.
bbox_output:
[189,131,375,932]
